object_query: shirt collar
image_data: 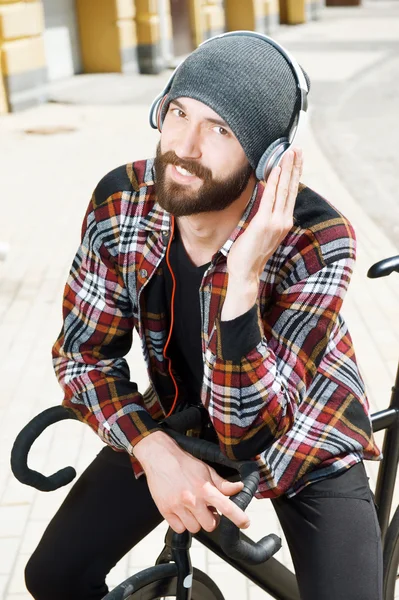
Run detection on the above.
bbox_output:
[134,159,171,233]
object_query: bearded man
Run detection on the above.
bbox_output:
[25,32,382,600]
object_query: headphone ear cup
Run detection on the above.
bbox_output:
[156,95,169,132]
[256,138,290,181]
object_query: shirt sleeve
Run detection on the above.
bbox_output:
[52,196,162,456]
[208,253,357,461]
[219,304,262,361]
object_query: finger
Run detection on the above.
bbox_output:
[285,147,303,214]
[273,150,295,213]
[209,493,250,529]
[209,470,244,496]
[166,513,186,534]
[178,507,203,534]
[255,165,281,221]
[204,483,250,529]
[294,146,303,179]
[195,504,220,533]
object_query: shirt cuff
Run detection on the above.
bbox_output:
[109,411,162,454]
[218,303,263,362]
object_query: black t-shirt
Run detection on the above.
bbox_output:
[162,226,249,478]
[163,226,210,405]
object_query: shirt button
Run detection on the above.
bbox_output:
[139,268,148,279]
[161,230,169,241]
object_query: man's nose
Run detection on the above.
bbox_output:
[174,128,202,161]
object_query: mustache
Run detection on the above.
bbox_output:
[159,150,212,181]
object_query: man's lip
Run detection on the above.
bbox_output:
[169,164,200,183]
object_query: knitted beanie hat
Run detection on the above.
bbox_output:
[160,34,310,172]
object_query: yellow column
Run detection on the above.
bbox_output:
[225,0,255,32]
[135,0,162,74]
[203,0,225,40]
[76,0,138,73]
[279,0,312,24]
[0,0,47,113]
[248,0,281,34]
[262,0,280,33]
[116,0,138,72]
[189,0,205,47]
[188,0,224,47]
[225,0,280,35]
[0,51,8,113]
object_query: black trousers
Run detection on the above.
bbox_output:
[25,446,383,600]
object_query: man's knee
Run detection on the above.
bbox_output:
[25,547,105,600]
[26,549,68,600]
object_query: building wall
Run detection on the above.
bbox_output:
[0,0,47,114]
[42,0,83,81]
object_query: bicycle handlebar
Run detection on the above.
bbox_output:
[10,406,79,491]
[10,405,281,565]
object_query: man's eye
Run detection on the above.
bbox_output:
[171,108,185,118]
[214,126,229,136]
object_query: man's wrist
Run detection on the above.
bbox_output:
[133,430,178,467]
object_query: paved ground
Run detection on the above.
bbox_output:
[276,0,399,250]
[0,1,398,599]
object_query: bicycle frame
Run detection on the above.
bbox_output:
[372,361,399,543]
[156,362,399,600]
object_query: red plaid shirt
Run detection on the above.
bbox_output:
[52,160,381,499]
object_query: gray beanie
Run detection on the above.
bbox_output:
[161,35,310,171]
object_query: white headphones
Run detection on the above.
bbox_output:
[149,30,309,181]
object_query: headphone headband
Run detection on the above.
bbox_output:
[149,30,308,130]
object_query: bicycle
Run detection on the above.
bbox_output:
[10,255,399,600]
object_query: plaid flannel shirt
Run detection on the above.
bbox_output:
[52,159,381,499]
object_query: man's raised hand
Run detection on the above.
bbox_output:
[222,148,303,321]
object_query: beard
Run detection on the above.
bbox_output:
[153,142,254,217]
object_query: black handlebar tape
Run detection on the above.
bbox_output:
[10,406,79,491]
[219,519,281,565]
[161,406,203,433]
[219,487,282,564]
[165,430,234,467]
[10,404,202,493]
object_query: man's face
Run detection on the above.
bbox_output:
[154,97,254,217]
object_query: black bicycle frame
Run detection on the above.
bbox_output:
[372,362,399,543]
[182,363,399,600]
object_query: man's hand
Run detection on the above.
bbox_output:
[134,431,250,534]
[222,148,303,321]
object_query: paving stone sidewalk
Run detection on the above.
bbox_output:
[0,3,398,599]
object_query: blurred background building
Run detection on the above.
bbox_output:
[0,0,344,115]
